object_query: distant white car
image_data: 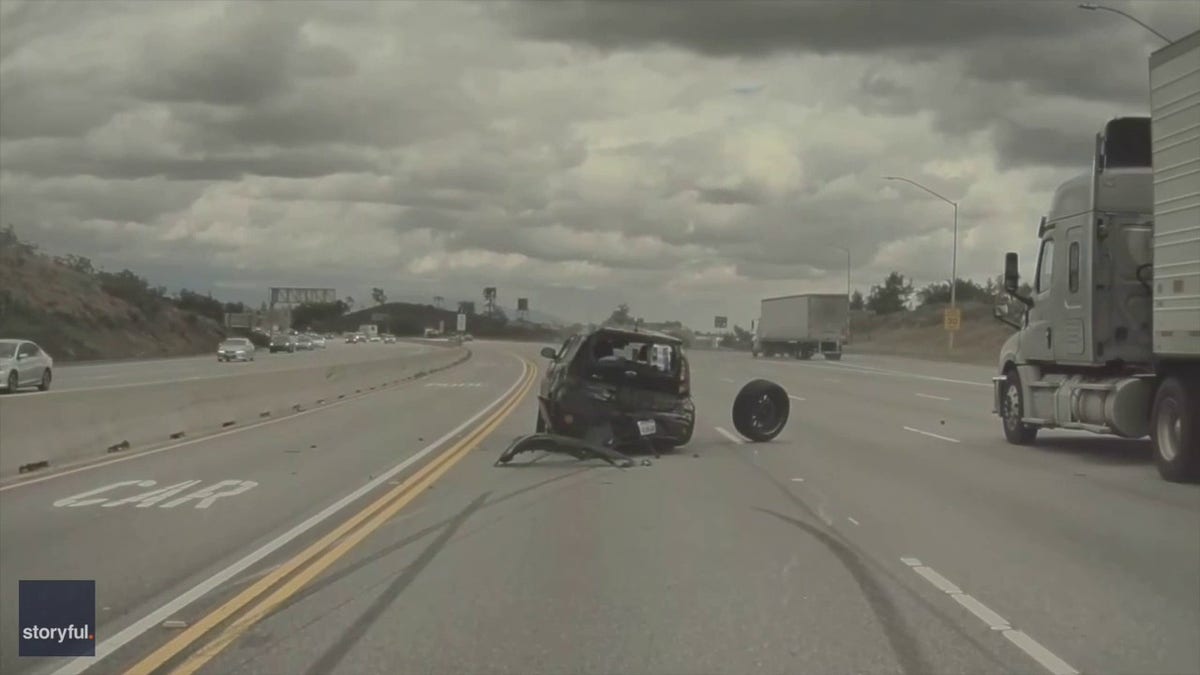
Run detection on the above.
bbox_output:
[217,337,256,362]
[0,339,54,392]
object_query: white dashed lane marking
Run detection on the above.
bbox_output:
[902,426,961,443]
[900,558,1079,675]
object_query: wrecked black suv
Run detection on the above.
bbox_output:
[535,327,695,451]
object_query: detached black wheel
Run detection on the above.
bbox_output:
[732,379,790,442]
[1000,369,1037,445]
[1151,376,1200,483]
[38,369,51,391]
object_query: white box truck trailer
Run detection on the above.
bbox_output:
[992,29,1200,482]
[753,293,847,361]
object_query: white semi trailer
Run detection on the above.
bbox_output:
[993,29,1200,482]
[752,293,847,361]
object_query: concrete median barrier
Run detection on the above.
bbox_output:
[0,347,470,479]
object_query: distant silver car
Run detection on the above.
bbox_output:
[383,335,397,344]
[0,339,54,392]
[217,337,256,362]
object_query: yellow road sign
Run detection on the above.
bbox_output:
[944,307,962,332]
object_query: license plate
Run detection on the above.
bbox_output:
[637,419,657,436]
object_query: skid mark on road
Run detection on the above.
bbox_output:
[302,492,491,675]
[900,558,1078,675]
[759,508,930,675]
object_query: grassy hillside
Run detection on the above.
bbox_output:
[847,301,1014,365]
[0,228,228,361]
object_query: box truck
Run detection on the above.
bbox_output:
[752,293,848,360]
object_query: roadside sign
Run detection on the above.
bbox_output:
[944,307,962,332]
[456,313,466,332]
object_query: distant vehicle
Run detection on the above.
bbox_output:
[217,337,256,362]
[368,335,382,343]
[461,333,474,342]
[0,339,54,393]
[269,333,297,353]
[383,336,397,344]
[359,324,379,339]
[296,335,314,351]
[993,31,1200,483]
[752,293,847,360]
[423,328,441,338]
[309,335,327,349]
[345,335,359,344]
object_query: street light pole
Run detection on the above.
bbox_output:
[882,175,960,351]
[1078,3,1173,44]
[828,245,852,338]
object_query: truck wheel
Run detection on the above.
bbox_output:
[1151,376,1200,483]
[1000,369,1038,445]
[732,379,790,442]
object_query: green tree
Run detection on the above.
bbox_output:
[371,288,387,305]
[849,290,864,311]
[866,272,913,315]
[605,303,633,326]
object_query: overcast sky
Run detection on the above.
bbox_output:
[1,0,1195,328]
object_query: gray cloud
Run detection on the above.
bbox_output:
[2,0,1192,329]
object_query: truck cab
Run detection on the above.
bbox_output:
[994,93,1199,482]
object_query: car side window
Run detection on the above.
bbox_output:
[18,343,37,357]
[1036,238,1055,293]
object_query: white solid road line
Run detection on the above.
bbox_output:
[47,355,530,675]
[902,426,961,443]
[713,426,745,444]
[788,395,806,401]
[790,477,804,482]
[901,558,1079,675]
[915,392,951,401]
[846,516,860,526]
[720,377,735,383]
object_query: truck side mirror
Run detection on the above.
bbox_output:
[540,346,558,360]
[1003,252,1020,293]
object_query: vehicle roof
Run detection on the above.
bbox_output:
[587,326,683,345]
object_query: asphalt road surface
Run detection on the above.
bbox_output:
[1,341,1196,675]
[45,341,429,392]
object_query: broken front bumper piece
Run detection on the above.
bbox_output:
[494,433,646,468]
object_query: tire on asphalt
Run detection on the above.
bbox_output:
[38,368,51,391]
[6,370,17,394]
[1151,376,1200,483]
[732,378,790,442]
[1000,368,1038,445]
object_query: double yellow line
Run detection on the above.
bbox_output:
[127,359,538,675]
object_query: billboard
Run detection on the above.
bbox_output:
[269,287,337,308]
[517,298,529,311]
[224,312,254,329]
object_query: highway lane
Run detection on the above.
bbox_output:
[0,346,521,675]
[46,341,429,392]
[2,342,1196,675]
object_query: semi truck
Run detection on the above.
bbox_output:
[992,29,1199,482]
[752,293,847,360]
